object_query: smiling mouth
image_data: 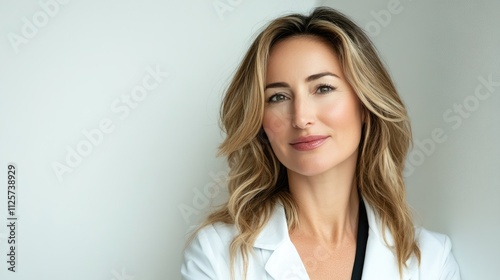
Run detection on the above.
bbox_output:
[290,135,329,151]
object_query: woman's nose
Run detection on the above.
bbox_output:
[291,96,314,129]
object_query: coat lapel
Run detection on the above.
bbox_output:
[264,241,309,279]
[253,204,309,280]
[362,201,418,280]
[252,201,419,280]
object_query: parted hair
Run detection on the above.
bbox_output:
[192,6,420,279]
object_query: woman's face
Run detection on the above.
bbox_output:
[262,36,364,177]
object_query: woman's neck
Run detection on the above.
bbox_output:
[288,166,359,245]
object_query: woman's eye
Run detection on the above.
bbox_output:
[268,94,288,103]
[316,84,336,94]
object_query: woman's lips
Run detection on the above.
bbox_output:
[290,135,329,151]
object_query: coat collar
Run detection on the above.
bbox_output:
[362,202,418,279]
[253,202,309,279]
[253,200,419,279]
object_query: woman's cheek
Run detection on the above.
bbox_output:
[319,98,361,129]
[262,108,289,141]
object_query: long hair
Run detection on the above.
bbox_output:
[194,6,420,278]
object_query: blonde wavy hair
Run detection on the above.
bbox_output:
[195,6,420,278]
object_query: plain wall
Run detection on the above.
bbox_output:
[0,0,498,279]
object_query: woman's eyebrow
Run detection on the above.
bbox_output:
[264,82,289,90]
[265,72,340,90]
[306,71,339,82]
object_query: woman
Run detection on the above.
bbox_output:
[181,7,460,280]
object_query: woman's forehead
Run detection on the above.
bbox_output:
[266,36,343,83]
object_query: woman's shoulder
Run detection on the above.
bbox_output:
[414,227,461,279]
[181,222,236,279]
[194,221,238,244]
[415,226,452,251]
[184,221,237,256]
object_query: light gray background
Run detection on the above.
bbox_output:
[0,0,498,279]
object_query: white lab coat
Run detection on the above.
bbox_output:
[181,200,460,279]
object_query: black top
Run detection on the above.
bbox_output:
[351,200,369,280]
